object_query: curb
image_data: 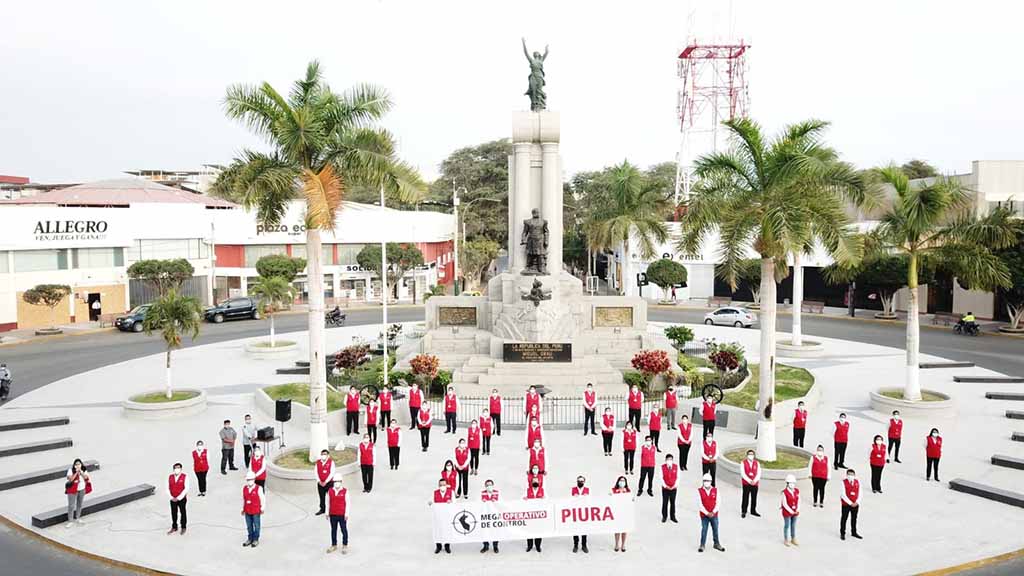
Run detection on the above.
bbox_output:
[0,326,117,348]
[915,547,1024,575]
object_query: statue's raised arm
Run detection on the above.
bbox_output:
[522,37,531,61]
[542,44,549,61]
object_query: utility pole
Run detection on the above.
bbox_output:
[380,184,389,390]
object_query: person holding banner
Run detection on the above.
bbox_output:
[601,407,616,456]
[387,420,402,470]
[529,439,547,474]
[623,422,638,475]
[454,440,471,499]
[408,382,423,431]
[444,387,459,434]
[441,460,458,497]
[527,464,544,489]
[526,417,544,450]
[480,409,493,455]
[480,480,500,553]
[612,476,631,552]
[627,384,644,429]
[661,454,679,523]
[525,480,545,552]
[702,432,720,486]
[489,389,502,436]
[430,479,453,554]
[326,474,350,554]
[467,419,482,475]
[572,476,591,553]
[638,436,657,496]
[649,409,662,451]
[583,383,597,435]
[417,405,432,452]
[698,473,725,553]
[677,414,693,470]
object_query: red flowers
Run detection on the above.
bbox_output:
[631,350,671,378]
[410,354,440,380]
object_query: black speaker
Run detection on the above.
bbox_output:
[275,399,292,423]
[257,426,275,441]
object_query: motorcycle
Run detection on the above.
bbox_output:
[0,377,11,402]
[953,321,979,336]
[325,312,346,328]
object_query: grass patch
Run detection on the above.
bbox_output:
[678,353,711,369]
[722,364,814,411]
[131,390,200,403]
[725,448,809,470]
[251,340,296,348]
[329,356,397,389]
[264,383,345,412]
[274,448,356,470]
[880,389,947,402]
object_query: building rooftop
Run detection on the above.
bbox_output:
[0,178,236,208]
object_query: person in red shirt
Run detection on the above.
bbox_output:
[314,449,336,515]
[833,413,850,470]
[489,389,502,436]
[741,449,761,518]
[358,434,375,493]
[529,439,547,473]
[676,414,693,470]
[407,382,423,431]
[378,385,393,432]
[528,402,542,427]
[583,383,597,435]
[887,410,903,463]
[840,469,862,540]
[638,436,657,496]
[661,454,679,523]
[386,420,402,470]
[869,434,886,493]
[430,479,453,554]
[345,385,361,436]
[366,399,379,444]
[440,459,458,496]
[611,475,632,552]
[166,463,189,535]
[793,400,808,447]
[326,474,350,554]
[241,471,266,548]
[524,478,545,553]
[444,387,459,434]
[664,384,679,429]
[601,407,616,456]
[525,416,544,450]
[192,440,209,497]
[467,419,482,474]
[622,422,638,475]
[649,408,663,451]
[417,405,432,451]
[627,385,644,429]
[698,473,725,553]
[479,409,493,455]
[926,428,943,481]
[524,386,542,423]
[527,464,544,490]
[781,474,800,547]
[701,431,721,487]
[808,444,831,507]
[454,439,470,499]
[480,479,500,553]
[572,476,591,553]
[702,395,718,437]
[249,446,267,489]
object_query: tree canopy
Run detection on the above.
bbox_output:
[899,159,939,180]
[993,226,1024,328]
[127,259,195,296]
[22,284,71,310]
[423,139,512,246]
[460,238,500,290]
[645,258,687,291]
[255,254,307,282]
[357,243,425,299]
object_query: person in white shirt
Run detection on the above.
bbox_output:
[242,414,257,467]
[166,462,190,535]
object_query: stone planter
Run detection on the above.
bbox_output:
[255,388,346,436]
[875,313,899,320]
[712,376,821,436]
[244,340,299,359]
[267,444,359,494]
[122,389,208,420]
[776,339,825,358]
[34,327,63,336]
[719,443,814,490]
[998,326,1024,334]
[869,388,956,418]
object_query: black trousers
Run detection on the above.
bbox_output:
[834,442,847,468]
[457,470,469,497]
[623,449,635,473]
[638,466,655,493]
[927,457,940,480]
[651,430,661,450]
[678,443,691,470]
[317,482,329,512]
[573,535,588,548]
[741,484,759,514]
[527,538,542,550]
[367,424,377,444]
[702,461,717,486]
[170,498,187,530]
[243,444,253,468]
[389,446,400,468]
[483,435,491,455]
[491,412,501,435]
[888,437,901,461]
[220,448,235,473]
[381,410,391,428]
[470,449,480,471]
[628,408,641,430]
[661,488,677,520]
[361,464,374,492]
[255,479,266,489]
[584,409,596,435]
[196,471,207,495]
[793,428,806,447]
[840,504,859,536]
[870,465,883,492]
[602,433,614,454]
[812,477,827,504]
[409,407,419,429]
[346,411,360,435]
[445,412,457,433]
[703,419,716,437]
[420,428,430,450]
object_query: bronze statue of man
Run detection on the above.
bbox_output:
[521,208,549,275]
[522,38,549,111]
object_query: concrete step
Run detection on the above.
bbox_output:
[0,437,73,458]
[949,478,1024,509]
[0,460,100,491]
[955,376,1024,383]
[0,416,69,432]
[986,392,1024,401]
[32,484,156,528]
[1012,432,1023,442]
[920,361,975,369]
[991,454,1024,471]
[1008,411,1024,420]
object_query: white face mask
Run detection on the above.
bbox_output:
[485,485,494,491]
[254,450,262,458]
[787,483,795,489]
[875,440,883,445]
[247,480,255,487]
[893,415,900,420]
[174,468,182,475]
[320,455,328,462]
[334,482,342,489]
[840,418,846,422]
[703,481,712,488]
[746,455,754,461]
[196,445,204,451]
[931,432,938,437]
[617,480,626,488]
[847,476,856,482]
[817,451,824,456]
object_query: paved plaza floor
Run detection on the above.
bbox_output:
[0,323,1021,575]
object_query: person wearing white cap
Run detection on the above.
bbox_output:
[697,473,725,553]
[781,474,801,547]
[326,473,350,554]
[241,471,266,548]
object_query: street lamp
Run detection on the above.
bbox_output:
[452,183,467,295]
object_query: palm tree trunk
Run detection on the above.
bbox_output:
[165,349,173,399]
[269,314,276,348]
[621,240,630,296]
[307,228,329,459]
[904,254,922,401]
[792,252,804,346]
[756,256,778,461]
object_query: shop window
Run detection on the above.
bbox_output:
[290,244,333,264]
[76,248,116,269]
[244,245,286,267]
[14,249,68,272]
[336,244,367,266]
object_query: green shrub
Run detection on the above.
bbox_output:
[623,371,646,391]
[429,370,453,397]
[388,370,412,387]
[664,325,695,349]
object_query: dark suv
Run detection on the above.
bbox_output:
[204,297,260,323]
[115,304,152,333]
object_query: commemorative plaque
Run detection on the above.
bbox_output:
[503,343,572,363]
[438,306,477,327]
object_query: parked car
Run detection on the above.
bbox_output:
[703,306,757,328]
[204,297,260,323]
[115,304,152,333]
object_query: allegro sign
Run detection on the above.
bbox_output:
[33,220,109,242]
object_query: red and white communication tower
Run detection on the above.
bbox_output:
[674,41,750,203]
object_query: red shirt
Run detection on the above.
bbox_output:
[527,472,545,488]
[525,392,541,415]
[584,390,596,410]
[834,420,850,443]
[316,458,335,485]
[628,390,643,410]
[481,490,500,502]
[702,400,716,422]
[677,422,692,445]
[662,463,679,489]
[441,469,457,491]
[359,442,375,466]
[526,486,545,499]
[366,405,379,426]
[843,478,861,505]
[408,387,423,408]
[641,444,657,467]
[328,486,348,516]
[602,413,615,433]
[649,411,662,431]
[782,487,800,518]
[870,443,886,467]
[702,440,718,463]
[378,390,392,411]
[699,486,718,518]
[386,427,401,448]
[434,487,453,503]
[65,471,92,495]
[664,389,678,409]
[192,449,209,473]
[742,459,760,486]
[444,393,458,413]
[455,447,470,469]
[168,474,186,500]
[467,426,481,449]
[572,486,590,496]
[489,395,502,414]
[346,391,360,412]
[811,455,830,479]
[480,417,493,437]
[527,425,544,448]
[250,455,267,481]
[417,409,432,429]
[242,485,264,515]
[793,408,807,429]
[612,486,630,495]
[888,418,903,439]
[623,429,637,451]
[926,435,943,459]
[529,447,547,472]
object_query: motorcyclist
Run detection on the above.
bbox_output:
[328,306,342,320]
[0,363,10,401]
[956,311,977,334]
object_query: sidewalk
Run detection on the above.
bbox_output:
[0,321,114,346]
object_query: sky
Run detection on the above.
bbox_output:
[2,0,1022,184]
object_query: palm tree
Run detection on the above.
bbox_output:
[850,166,1015,401]
[677,118,869,460]
[143,290,203,399]
[211,61,424,458]
[250,276,295,348]
[589,161,670,295]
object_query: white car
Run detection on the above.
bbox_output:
[704,306,757,328]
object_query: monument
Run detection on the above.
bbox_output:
[403,42,677,395]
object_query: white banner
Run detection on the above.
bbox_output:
[431,494,635,543]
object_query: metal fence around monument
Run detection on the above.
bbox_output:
[424,396,664,430]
